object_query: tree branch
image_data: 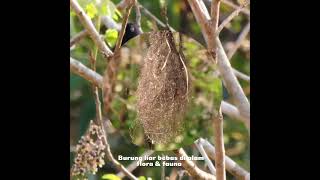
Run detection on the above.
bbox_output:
[217,2,249,34]
[221,0,250,16]
[198,138,250,180]
[173,148,216,180]
[212,109,226,180]
[70,0,113,59]
[187,0,250,121]
[135,0,143,34]
[227,22,250,60]
[70,57,102,87]
[70,30,87,47]
[233,68,250,82]
[221,101,249,129]
[195,140,216,175]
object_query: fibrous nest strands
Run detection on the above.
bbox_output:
[136,30,190,144]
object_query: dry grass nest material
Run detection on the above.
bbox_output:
[136,30,191,144]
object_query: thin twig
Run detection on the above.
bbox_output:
[135,0,143,34]
[173,148,216,180]
[114,1,134,54]
[198,138,250,180]
[116,150,154,178]
[221,101,249,128]
[70,57,248,126]
[139,4,175,31]
[216,2,249,34]
[70,0,113,59]
[221,0,250,16]
[195,140,216,175]
[233,68,250,82]
[227,22,250,60]
[70,30,87,47]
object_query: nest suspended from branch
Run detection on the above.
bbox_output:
[136,30,190,145]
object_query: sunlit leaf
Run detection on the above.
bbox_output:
[105,29,118,47]
[102,174,121,180]
[85,3,98,19]
[138,176,146,180]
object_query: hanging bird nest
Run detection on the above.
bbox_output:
[136,30,191,145]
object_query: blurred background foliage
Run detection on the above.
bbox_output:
[70,0,250,179]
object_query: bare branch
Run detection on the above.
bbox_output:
[212,109,226,180]
[217,2,249,34]
[221,101,249,129]
[70,57,102,87]
[187,0,250,120]
[70,0,113,58]
[227,22,250,60]
[139,4,175,31]
[216,38,250,119]
[195,140,216,175]
[116,150,154,178]
[135,0,143,33]
[210,0,221,59]
[173,148,216,180]
[221,0,250,16]
[101,16,121,31]
[70,30,87,47]
[198,138,250,180]
[114,1,134,53]
[233,68,250,82]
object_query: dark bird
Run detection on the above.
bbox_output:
[121,22,142,46]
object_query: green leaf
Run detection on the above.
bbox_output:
[101,174,121,180]
[105,29,118,47]
[85,3,98,19]
[138,176,146,180]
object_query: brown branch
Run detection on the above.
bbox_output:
[70,0,113,59]
[210,0,221,59]
[227,22,250,60]
[173,148,216,180]
[212,108,226,180]
[70,30,87,47]
[198,138,250,180]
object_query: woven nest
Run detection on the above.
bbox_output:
[136,30,190,144]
